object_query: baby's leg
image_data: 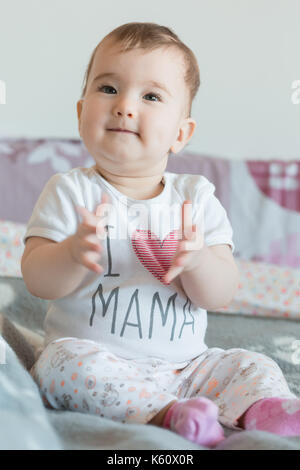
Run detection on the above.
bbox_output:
[31,337,177,424]
[239,397,300,436]
[160,397,225,447]
[148,400,177,426]
[31,339,226,447]
[168,347,296,432]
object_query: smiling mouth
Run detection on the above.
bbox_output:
[107,129,138,136]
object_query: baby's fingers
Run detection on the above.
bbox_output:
[164,250,190,283]
[164,265,184,284]
[173,252,190,266]
[81,253,103,274]
[75,205,92,223]
[181,226,204,251]
[83,239,102,253]
[78,222,97,237]
[96,191,111,216]
[76,205,101,228]
[86,261,103,274]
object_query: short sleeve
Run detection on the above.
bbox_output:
[23,173,84,245]
[193,179,235,254]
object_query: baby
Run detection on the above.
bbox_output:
[21,22,299,448]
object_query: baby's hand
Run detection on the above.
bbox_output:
[164,200,204,284]
[68,192,110,274]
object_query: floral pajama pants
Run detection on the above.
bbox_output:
[31,337,297,431]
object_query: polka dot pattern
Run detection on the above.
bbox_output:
[215,259,300,320]
[0,220,26,277]
[31,338,296,431]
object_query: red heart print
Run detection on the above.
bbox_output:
[131,229,180,285]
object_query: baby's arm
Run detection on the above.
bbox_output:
[180,243,240,310]
[164,200,239,310]
[21,235,97,300]
[21,194,108,300]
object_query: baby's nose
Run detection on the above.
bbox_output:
[116,110,134,118]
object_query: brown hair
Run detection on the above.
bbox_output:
[80,22,200,118]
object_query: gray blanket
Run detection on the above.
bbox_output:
[0,275,300,450]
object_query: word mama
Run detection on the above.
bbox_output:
[90,283,195,340]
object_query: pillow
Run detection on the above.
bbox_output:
[214,259,300,320]
[0,139,93,224]
[0,219,26,277]
[230,160,300,269]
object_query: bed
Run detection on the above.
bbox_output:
[0,138,299,450]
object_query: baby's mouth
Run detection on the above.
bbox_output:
[107,128,139,136]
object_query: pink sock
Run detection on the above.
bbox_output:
[162,397,225,448]
[243,397,300,436]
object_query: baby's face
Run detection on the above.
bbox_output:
[77,40,196,177]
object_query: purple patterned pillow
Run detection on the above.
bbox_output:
[0,139,92,223]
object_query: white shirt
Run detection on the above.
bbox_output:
[23,166,234,366]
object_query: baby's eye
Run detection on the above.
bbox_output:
[97,85,116,94]
[97,85,161,102]
[144,93,162,102]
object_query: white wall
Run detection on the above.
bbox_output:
[0,0,299,159]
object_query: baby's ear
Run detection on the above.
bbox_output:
[77,100,84,136]
[77,100,83,121]
[170,118,196,154]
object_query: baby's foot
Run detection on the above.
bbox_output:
[163,397,225,448]
[243,397,300,436]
